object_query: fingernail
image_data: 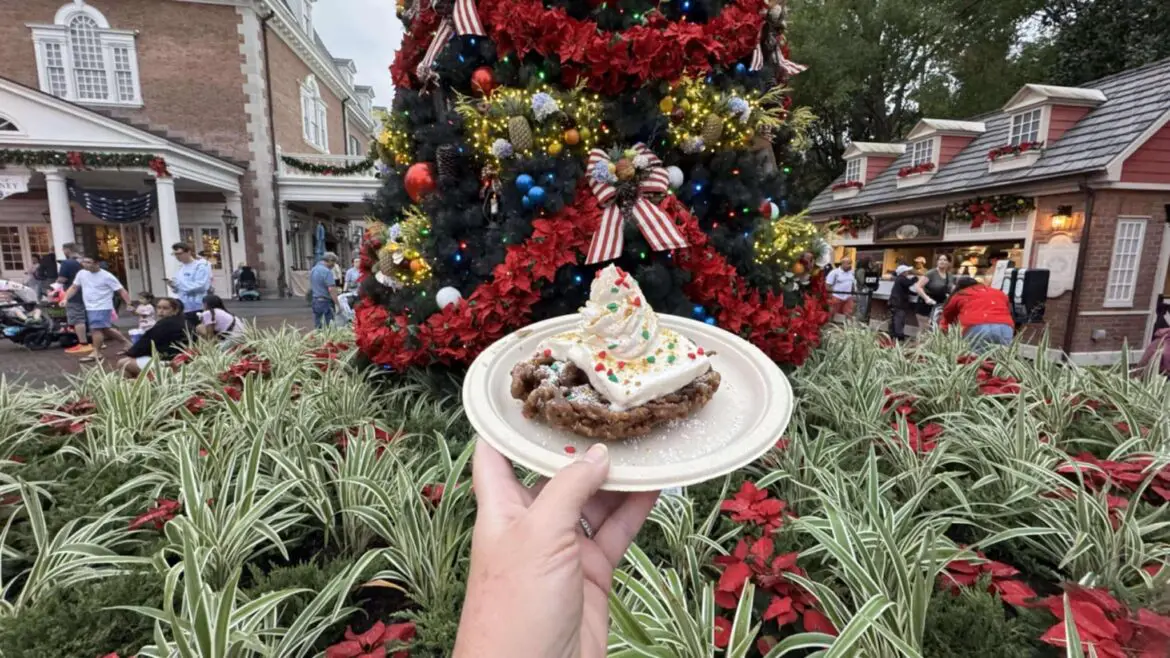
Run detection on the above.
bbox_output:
[583,443,608,464]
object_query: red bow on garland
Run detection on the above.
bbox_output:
[415,0,485,83]
[585,144,687,264]
[969,202,998,229]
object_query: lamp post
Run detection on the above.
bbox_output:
[221,206,238,296]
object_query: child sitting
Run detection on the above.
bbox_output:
[128,292,157,344]
[0,290,44,324]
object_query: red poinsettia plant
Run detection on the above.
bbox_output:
[310,341,352,371]
[1057,453,1170,504]
[897,162,935,178]
[1037,585,1170,658]
[129,498,181,532]
[334,425,403,455]
[987,141,1043,161]
[219,356,272,385]
[721,481,789,532]
[714,535,837,636]
[39,397,96,435]
[831,180,864,192]
[325,620,416,658]
[939,550,1036,606]
[974,360,1021,395]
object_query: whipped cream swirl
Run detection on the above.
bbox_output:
[579,265,658,359]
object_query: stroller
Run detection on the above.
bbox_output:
[0,280,79,350]
[234,266,261,302]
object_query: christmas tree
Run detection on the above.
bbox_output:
[354,0,832,371]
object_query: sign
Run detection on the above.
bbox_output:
[874,214,944,243]
[990,259,1013,289]
[0,174,31,200]
[1033,235,1079,297]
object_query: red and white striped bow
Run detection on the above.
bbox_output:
[749,29,808,76]
[415,0,485,83]
[585,144,688,265]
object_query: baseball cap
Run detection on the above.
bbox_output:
[896,265,913,275]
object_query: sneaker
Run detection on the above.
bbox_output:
[65,344,94,355]
[79,355,98,363]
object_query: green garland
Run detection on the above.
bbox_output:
[826,212,874,236]
[280,153,376,176]
[0,149,169,175]
[943,195,1034,229]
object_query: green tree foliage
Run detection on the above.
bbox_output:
[1039,0,1170,85]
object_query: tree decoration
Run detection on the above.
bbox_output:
[585,144,686,264]
[374,110,414,167]
[988,141,1043,161]
[826,213,874,237]
[943,195,1035,229]
[404,162,438,202]
[752,211,827,274]
[370,209,433,288]
[664,79,793,153]
[455,85,604,164]
[471,66,496,96]
[415,0,486,84]
[0,149,171,176]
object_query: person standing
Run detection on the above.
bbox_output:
[56,243,92,354]
[337,256,362,323]
[913,254,955,331]
[940,277,1015,352]
[167,242,211,321]
[887,264,917,341]
[61,256,132,361]
[309,252,340,329]
[825,257,857,320]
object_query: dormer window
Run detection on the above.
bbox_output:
[301,0,313,34]
[844,158,861,183]
[909,139,933,167]
[29,1,142,107]
[1009,108,1042,145]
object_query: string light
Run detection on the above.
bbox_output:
[752,213,824,271]
[455,85,604,165]
[664,78,790,154]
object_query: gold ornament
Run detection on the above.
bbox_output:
[659,96,675,113]
[579,127,591,140]
[614,158,636,181]
[547,141,564,156]
[701,113,725,144]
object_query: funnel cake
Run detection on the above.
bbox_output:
[510,265,720,439]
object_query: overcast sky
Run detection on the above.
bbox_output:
[313,0,403,106]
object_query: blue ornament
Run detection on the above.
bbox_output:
[515,173,534,193]
[704,317,717,326]
[521,195,534,209]
[573,274,583,284]
[735,63,746,74]
[526,185,546,205]
[692,305,704,317]
[543,172,556,184]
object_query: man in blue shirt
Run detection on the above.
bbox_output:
[309,252,340,328]
[166,242,211,320]
[337,256,362,324]
[56,243,91,354]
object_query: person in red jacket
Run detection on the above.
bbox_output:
[940,277,1015,351]
[1135,313,1170,379]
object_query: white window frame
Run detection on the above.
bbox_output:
[1103,216,1148,308]
[301,75,329,153]
[909,139,934,167]
[844,158,862,183]
[28,1,142,107]
[301,0,314,34]
[1009,108,1043,146]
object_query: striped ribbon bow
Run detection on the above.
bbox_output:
[585,144,688,265]
[415,0,485,83]
[749,29,808,76]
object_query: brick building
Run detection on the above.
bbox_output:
[0,0,383,298]
[807,58,1170,364]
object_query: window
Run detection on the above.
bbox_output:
[30,2,141,106]
[348,135,363,156]
[0,227,22,271]
[301,0,313,33]
[301,76,329,152]
[27,227,52,264]
[844,158,861,183]
[0,117,17,132]
[1104,218,1147,307]
[1009,108,1042,145]
[909,139,933,167]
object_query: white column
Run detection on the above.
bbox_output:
[224,192,246,294]
[42,169,74,259]
[155,176,181,281]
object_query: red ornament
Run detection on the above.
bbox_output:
[471,66,496,97]
[404,162,437,203]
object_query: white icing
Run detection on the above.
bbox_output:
[538,264,712,411]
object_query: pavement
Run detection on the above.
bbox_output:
[0,299,322,389]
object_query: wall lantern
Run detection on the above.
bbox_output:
[1051,205,1074,230]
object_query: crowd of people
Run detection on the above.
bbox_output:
[14,242,248,378]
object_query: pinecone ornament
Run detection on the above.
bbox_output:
[377,248,398,277]
[701,113,724,144]
[508,115,533,152]
[436,144,460,186]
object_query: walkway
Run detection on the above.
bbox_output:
[0,299,319,388]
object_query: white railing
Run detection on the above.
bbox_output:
[277,151,377,178]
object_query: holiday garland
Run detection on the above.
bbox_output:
[830,181,863,191]
[354,182,830,369]
[943,195,1035,229]
[0,149,170,177]
[826,213,874,237]
[280,153,377,176]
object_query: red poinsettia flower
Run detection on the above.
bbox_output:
[39,397,97,435]
[99,653,121,658]
[714,536,773,608]
[222,385,243,402]
[891,421,944,453]
[720,481,787,532]
[713,616,732,649]
[1038,585,1170,658]
[219,357,272,385]
[421,483,445,506]
[940,550,1035,606]
[184,395,207,415]
[326,620,416,658]
[975,361,1021,395]
[774,437,791,451]
[882,389,917,416]
[802,608,838,636]
[129,498,181,531]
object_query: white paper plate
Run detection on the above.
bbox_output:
[463,313,793,491]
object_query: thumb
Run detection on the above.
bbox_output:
[529,443,610,533]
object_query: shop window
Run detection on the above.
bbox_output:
[1009,108,1042,145]
[844,158,861,183]
[31,2,142,106]
[1104,217,1147,308]
[0,227,22,271]
[200,228,222,269]
[909,139,933,167]
[26,226,52,264]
